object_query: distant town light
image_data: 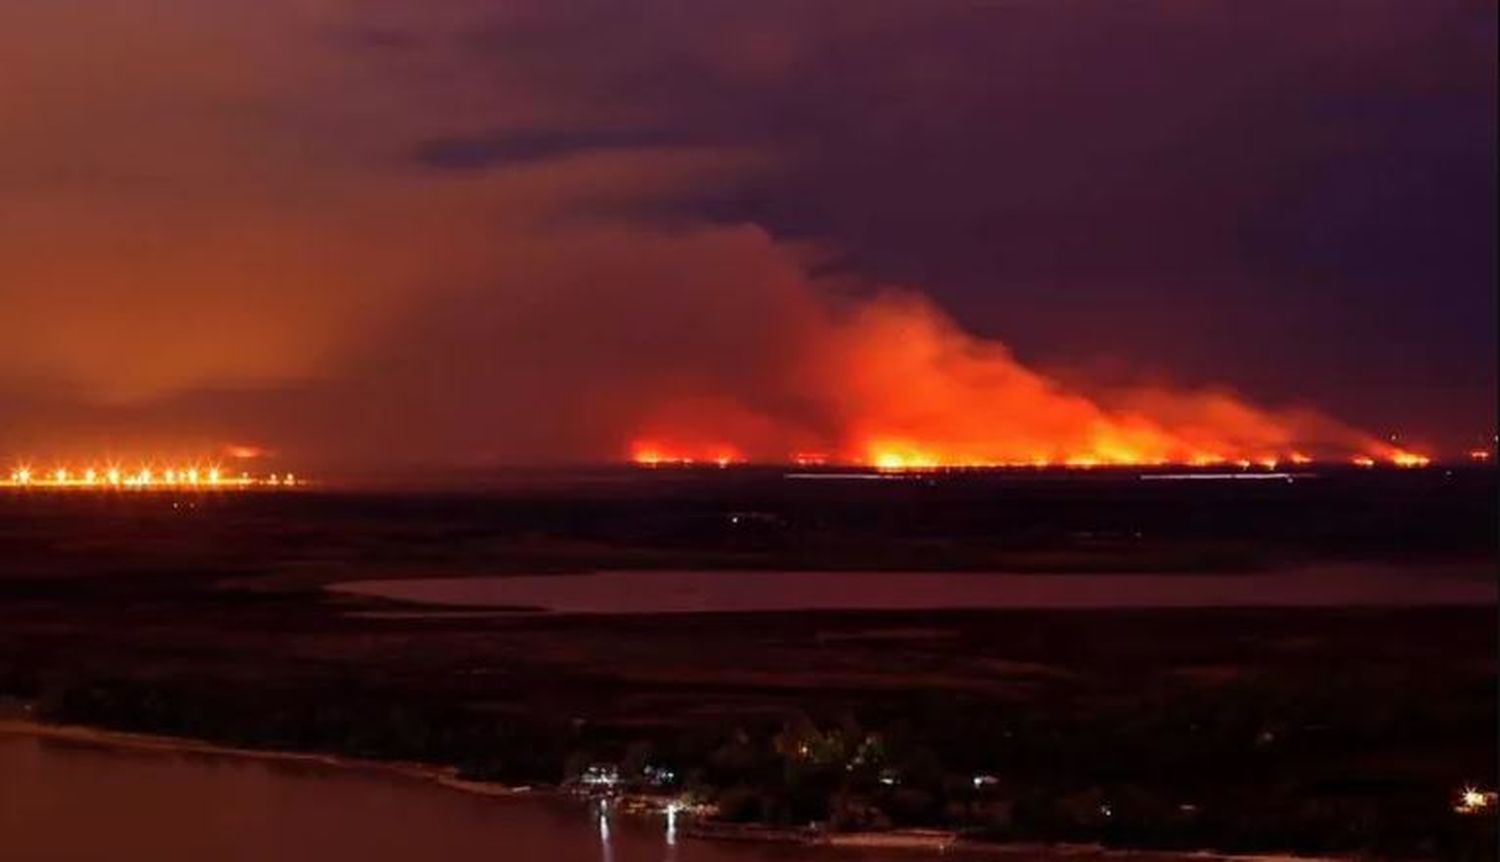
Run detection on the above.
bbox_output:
[1456,786,1497,815]
[580,764,620,788]
[2,458,299,491]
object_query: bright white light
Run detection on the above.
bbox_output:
[2,459,301,491]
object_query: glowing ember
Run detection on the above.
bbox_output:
[630,442,742,468]
[869,443,942,472]
[4,460,301,490]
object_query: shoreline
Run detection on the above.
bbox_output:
[0,717,1345,861]
[0,717,538,800]
[325,562,1498,618]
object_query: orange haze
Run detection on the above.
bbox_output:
[629,292,1425,469]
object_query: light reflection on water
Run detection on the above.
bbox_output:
[0,735,936,862]
[598,798,615,862]
[0,729,1340,861]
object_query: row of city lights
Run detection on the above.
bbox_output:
[4,465,298,489]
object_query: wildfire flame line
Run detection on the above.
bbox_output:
[629,441,1431,471]
[623,293,1439,474]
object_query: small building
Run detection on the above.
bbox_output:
[642,764,677,787]
[1455,787,1497,815]
[579,764,620,789]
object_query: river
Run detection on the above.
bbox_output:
[0,731,939,862]
[329,565,1495,616]
[0,729,1325,862]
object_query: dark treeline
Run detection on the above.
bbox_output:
[1,472,1493,859]
[20,666,1495,860]
[1,468,1494,581]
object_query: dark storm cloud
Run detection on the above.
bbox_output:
[378,0,1493,446]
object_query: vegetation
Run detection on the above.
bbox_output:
[0,475,1493,858]
[19,660,1495,859]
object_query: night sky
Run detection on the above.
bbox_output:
[1,1,1493,468]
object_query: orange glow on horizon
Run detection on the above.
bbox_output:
[868,442,942,472]
[620,293,1435,476]
[625,444,1437,471]
[622,435,1435,472]
[630,441,743,468]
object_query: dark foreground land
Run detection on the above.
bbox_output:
[0,467,1494,858]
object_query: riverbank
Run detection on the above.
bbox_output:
[4,535,1492,861]
[9,606,1492,858]
[0,717,537,798]
[327,563,1498,616]
[1,717,1351,861]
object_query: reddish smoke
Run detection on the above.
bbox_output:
[629,290,1424,469]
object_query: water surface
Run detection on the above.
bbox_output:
[331,566,1495,615]
[0,734,942,862]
